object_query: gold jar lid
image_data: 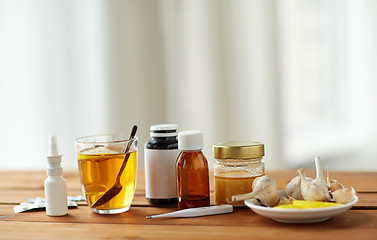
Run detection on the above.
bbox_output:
[213,141,264,159]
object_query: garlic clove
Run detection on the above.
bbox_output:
[286,175,313,200]
[232,175,267,201]
[333,187,356,204]
[328,179,344,193]
[298,157,331,202]
[286,176,303,200]
[232,175,281,207]
[326,168,344,192]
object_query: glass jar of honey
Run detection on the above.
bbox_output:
[213,141,265,207]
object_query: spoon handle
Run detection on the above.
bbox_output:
[115,125,138,182]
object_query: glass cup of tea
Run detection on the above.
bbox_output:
[75,134,138,214]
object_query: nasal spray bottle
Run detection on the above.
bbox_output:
[44,133,68,216]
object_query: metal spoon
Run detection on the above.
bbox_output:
[91,125,138,208]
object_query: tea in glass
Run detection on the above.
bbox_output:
[76,135,137,214]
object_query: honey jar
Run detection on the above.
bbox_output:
[213,141,265,206]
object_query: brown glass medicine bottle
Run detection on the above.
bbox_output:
[176,130,210,209]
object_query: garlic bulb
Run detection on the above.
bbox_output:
[333,187,356,204]
[232,175,281,207]
[298,157,331,202]
[286,176,313,200]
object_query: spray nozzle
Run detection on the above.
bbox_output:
[47,133,62,172]
[48,133,60,157]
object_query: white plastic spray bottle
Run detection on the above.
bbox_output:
[44,133,68,216]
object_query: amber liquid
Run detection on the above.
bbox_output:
[77,147,137,210]
[176,151,210,209]
[215,172,264,206]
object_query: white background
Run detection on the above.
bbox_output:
[0,0,376,171]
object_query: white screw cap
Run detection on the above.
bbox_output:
[178,130,203,151]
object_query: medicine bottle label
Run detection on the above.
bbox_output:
[144,148,180,199]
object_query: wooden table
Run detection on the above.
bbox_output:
[1,170,377,239]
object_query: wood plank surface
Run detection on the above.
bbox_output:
[1,170,377,240]
[0,190,375,207]
[1,207,377,240]
[1,205,377,227]
[1,170,376,191]
[0,221,376,240]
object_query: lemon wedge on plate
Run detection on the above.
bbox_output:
[274,200,342,209]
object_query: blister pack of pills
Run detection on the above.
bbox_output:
[13,195,85,213]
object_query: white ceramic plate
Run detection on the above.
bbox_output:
[244,191,358,223]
